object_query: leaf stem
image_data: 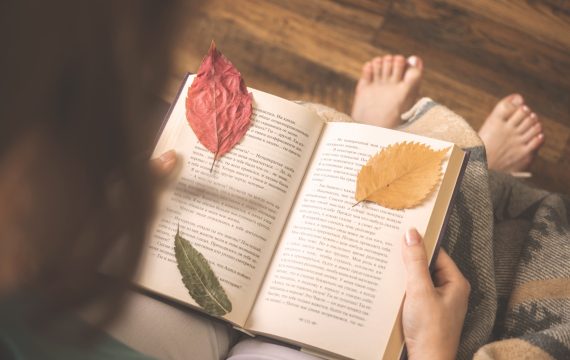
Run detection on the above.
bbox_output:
[351,200,363,208]
[210,153,217,173]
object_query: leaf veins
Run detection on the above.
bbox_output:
[174,227,232,317]
[186,41,253,172]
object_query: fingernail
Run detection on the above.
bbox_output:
[405,228,421,246]
[522,105,530,112]
[511,95,523,106]
[160,150,176,163]
[407,56,418,67]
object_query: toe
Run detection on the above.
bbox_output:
[391,55,406,82]
[361,61,373,84]
[522,123,542,143]
[382,55,393,81]
[507,106,530,127]
[517,113,538,134]
[407,55,423,70]
[492,94,524,122]
[526,133,545,152]
[372,57,382,81]
[403,56,423,83]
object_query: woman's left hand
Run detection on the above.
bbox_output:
[151,150,177,177]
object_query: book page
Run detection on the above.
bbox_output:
[134,75,324,326]
[247,122,454,360]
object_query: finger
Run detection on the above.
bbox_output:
[151,150,177,176]
[402,228,433,294]
[432,249,469,293]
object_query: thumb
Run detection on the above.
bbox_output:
[151,150,177,177]
[402,228,433,294]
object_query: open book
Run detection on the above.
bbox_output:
[134,74,467,360]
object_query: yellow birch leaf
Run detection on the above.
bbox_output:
[355,142,449,209]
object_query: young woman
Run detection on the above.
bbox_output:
[0,1,469,359]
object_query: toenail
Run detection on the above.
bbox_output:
[511,95,524,106]
[523,105,529,112]
[530,113,536,119]
[407,56,418,66]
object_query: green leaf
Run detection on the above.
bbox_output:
[174,227,232,316]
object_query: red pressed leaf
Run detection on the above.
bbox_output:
[186,41,253,171]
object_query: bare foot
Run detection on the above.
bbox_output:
[478,94,544,172]
[351,55,423,128]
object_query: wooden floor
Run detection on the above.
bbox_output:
[166,0,570,195]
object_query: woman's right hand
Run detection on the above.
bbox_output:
[401,228,470,360]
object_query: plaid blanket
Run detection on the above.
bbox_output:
[303,99,570,359]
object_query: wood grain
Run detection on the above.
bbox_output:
[168,0,570,194]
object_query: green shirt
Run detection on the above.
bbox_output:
[0,299,152,360]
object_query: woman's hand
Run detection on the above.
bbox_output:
[401,228,470,360]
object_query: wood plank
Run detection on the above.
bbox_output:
[538,120,570,163]
[441,0,570,52]
[264,0,390,40]
[199,0,385,78]
[528,151,570,196]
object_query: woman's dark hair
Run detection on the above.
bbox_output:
[0,0,185,327]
